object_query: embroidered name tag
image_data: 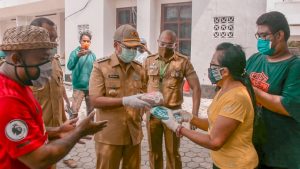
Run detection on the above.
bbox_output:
[108,74,120,79]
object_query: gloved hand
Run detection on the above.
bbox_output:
[173,110,193,123]
[162,110,180,132]
[122,94,151,108]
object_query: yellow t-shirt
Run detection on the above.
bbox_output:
[208,86,258,169]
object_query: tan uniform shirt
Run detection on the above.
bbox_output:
[89,53,146,145]
[32,55,66,127]
[144,52,196,108]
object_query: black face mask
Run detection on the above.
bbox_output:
[5,54,51,86]
[158,47,174,58]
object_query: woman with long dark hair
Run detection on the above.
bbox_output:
[161,42,258,169]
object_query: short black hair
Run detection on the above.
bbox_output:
[256,11,290,41]
[79,31,92,41]
[30,17,55,27]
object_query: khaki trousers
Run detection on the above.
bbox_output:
[147,116,182,169]
[95,142,141,169]
[71,89,94,116]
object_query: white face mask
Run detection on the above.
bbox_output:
[31,61,52,89]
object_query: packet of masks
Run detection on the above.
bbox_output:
[150,106,182,122]
[139,91,164,107]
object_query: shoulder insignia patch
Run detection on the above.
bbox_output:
[147,53,158,58]
[132,60,142,65]
[97,56,110,63]
[5,119,28,142]
[53,54,61,60]
[176,52,188,59]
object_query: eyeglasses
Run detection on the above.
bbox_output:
[255,32,273,40]
[119,43,138,51]
[157,40,176,48]
[210,63,223,69]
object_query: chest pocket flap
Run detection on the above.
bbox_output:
[105,80,121,89]
[148,68,159,76]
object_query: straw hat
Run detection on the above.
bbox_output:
[0,25,57,51]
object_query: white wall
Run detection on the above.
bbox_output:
[64,0,267,83]
[267,0,300,41]
[0,13,65,58]
[115,0,136,8]
[191,0,266,85]
[0,0,41,8]
[65,0,103,74]
[65,0,139,69]
[137,0,157,52]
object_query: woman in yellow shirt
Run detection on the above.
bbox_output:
[162,42,258,169]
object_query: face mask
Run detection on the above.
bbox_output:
[208,68,223,84]
[81,42,90,50]
[119,47,137,63]
[158,47,174,58]
[6,59,52,87]
[31,61,52,88]
[50,48,57,57]
[257,38,275,56]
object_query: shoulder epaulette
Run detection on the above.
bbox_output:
[147,53,158,58]
[53,54,60,60]
[176,52,188,59]
[96,56,110,63]
[132,60,142,66]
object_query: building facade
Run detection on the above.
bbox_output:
[64,0,267,97]
[0,0,65,59]
[1,0,299,96]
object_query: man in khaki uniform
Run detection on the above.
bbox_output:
[89,24,150,169]
[144,30,201,169]
[30,18,76,168]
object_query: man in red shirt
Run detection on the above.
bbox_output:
[0,25,107,169]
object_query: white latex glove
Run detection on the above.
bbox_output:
[162,110,180,132]
[173,110,193,123]
[122,94,151,108]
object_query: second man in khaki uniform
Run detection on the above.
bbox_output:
[144,30,201,169]
[30,17,76,168]
[89,24,150,169]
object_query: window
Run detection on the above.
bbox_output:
[116,7,137,28]
[161,2,192,57]
[213,16,234,38]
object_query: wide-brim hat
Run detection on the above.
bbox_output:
[0,25,57,51]
[114,24,142,47]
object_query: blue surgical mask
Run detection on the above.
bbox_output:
[208,68,223,84]
[257,38,275,56]
[119,47,137,63]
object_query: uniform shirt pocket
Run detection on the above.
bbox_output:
[167,70,183,89]
[148,68,160,88]
[105,80,121,97]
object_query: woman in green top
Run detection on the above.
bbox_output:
[67,31,96,118]
[246,11,300,169]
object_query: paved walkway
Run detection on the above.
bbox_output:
[57,87,213,169]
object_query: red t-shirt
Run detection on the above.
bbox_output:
[0,73,48,169]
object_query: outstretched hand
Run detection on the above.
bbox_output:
[77,111,108,137]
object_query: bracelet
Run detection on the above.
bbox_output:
[176,125,184,138]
